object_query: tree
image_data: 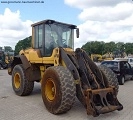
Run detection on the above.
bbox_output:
[4,46,13,52]
[81,41,133,56]
[14,36,31,55]
[82,41,105,55]
[104,42,116,53]
[124,43,133,55]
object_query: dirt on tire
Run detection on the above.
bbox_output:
[12,64,34,96]
[98,65,119,95]
[41,66,76,114]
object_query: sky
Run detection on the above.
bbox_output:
[0,0,133,49]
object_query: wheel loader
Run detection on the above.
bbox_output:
[8,19,123,117]
[0,51,8,69]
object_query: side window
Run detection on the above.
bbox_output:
[123,62,129,69]
[45,25,51,49]
[114,62,118,68]
[123,63,127,68]
[129,59,133,63]
[45,24,56,56]
[34,24,43,48]
[62,30,73,48]
[62,32,67,44]
[38,25,43,48]
[34,26,38,48]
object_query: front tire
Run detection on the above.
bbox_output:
[41,66,76,114]
[12,64,34,96]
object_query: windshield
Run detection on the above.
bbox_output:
[45,23,74,49]
[101,61,118,69]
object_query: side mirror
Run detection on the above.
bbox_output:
[76,28,79,38]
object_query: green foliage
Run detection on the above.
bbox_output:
[4,46,12,52]
[14,36,31,55]
[82,41,105,55]
[82,41,133,55]
[104,42,116,53]
[124,43,133,55]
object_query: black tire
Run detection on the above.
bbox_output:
[119,76,125,85]
[12,64,34,96]
[0,64,2,69]
[98,65,119,95]
[41,66,76,114]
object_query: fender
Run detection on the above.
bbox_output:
[8,55,41,82]
[8,55,30,75]
[8,55,29,75]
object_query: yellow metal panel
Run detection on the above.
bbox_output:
[19,48,43,63]
[29,49,42,63]
[42,48,58,64]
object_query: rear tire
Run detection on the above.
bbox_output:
[41,66,76,114]
[12,64,34,96]
[0,64,1,69]
[119,76,125,85]
[98,65,119,95]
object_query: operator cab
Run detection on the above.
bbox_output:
[31,19,79,57]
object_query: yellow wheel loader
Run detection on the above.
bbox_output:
[0,51,8,69]
[8,19,123,117]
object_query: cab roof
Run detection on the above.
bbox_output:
[31,19,77,28]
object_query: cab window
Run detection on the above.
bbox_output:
[34,24,43,48]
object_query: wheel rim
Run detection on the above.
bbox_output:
[45,78,56,101]
[14,73,21,89]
